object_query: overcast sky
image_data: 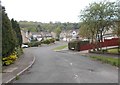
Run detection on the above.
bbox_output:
[1,0,116,23]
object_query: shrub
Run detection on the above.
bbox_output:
[56,38,60,41]
[42,38,55,44]
[68,40,89,51]
[49,38,55,43]
[2,54,17,66]
[28,41,41,47]
[44,39,51,44]
[15,46,23,57]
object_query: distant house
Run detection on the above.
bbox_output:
[31,32,43,41]
[41,32,53,40]
[21,30,54,43]
[31,31,53,41]
[51,32,56,39]
[103,28,118,40]
[21,30,32,43]
[60,29,79,42]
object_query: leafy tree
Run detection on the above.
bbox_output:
[79,1,117,42]
[79,1,118,51]
[0,2,2,56]
[54,27,62,39]
[36,25,42,32]
[113,1,120,38]
[2,7,17,57]
[19,21,80,32]
[11,18,22,47]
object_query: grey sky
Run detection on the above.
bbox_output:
[1,0,116,23]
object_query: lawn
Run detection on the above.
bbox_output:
[53,45,68,51]
[107,48,119,54]
[90,56,119,67]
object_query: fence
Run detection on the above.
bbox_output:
[80,38,119,51]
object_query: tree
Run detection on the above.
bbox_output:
[2,7,17,57]
[0,2,2,56]
[79,1,117,42]
[11,18,22,47]
[113,1,120,38]
[54,27,62,39]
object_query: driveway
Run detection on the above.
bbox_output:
[13,41,118,83]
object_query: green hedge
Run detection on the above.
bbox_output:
[23,41,41,47]
[29,41,41,47]
[41,38,55,44]
[55,38,60,41]
[68,40,89,51]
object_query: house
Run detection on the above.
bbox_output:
[60,29,79,42]
[31,32,43,41]
[21,30,54,43]
[51,32,56,39]
[31,31,53,41]
[41,32,53,40]
[21,30,32,43]
[103,28,118,40]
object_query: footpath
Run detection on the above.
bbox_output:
[79,50,119,58]
[2,49,35,84]
[60,46,119,58]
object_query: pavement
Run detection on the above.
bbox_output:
[2,49,35,84]
[57,45,119,58]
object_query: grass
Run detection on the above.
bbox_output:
[90,56,119,67]
[53,45,68,51]
[107,48,119,54]
[15,75,20,80]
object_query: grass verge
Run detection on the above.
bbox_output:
[90,56,119,67]
[107,48,119,54]
[53,45,68,51]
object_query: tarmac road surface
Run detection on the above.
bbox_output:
[13,42,118,83]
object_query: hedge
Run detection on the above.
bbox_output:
[68,40,89,51]
[41,38,55,44]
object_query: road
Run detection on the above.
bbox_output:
[13,41,118,83]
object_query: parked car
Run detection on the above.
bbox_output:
[21,44,28,48]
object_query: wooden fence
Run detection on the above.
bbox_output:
[80,38,119,51]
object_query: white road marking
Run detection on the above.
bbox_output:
[74,74,78,78]
[70,63,73,65]
[74,74,80,83]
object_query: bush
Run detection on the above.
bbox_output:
[41,38,55,44]
[43,39,51,44]
[28,41,41,47]
[56,38,60,41]
[2,53,17,66]
[68,40,89,51]
[49,38,55,43]
[68,40,80,51]
[15,46,23,57]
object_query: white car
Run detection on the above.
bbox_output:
[22,44,28,48]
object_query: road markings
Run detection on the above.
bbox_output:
[74,74,80,83]
[70,63,73,65]
[74,74,78,78]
